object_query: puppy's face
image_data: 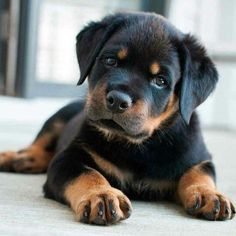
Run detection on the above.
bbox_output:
[77,13,218,142]
[86,25,179,141]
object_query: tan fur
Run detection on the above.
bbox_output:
[64,170,132,224]
[117,48,128,60]
[34,121,65,148]
[86,77,178,143]
[26,145,53,171]
[0,151,16,164]
[83,146,132,184]
[177,162,234,220]
[85,92,93,109]
[0,145,52,173]
[34,134,52,148]
[85,83,106,111]
[78,145,176,195]
[128,100,147,114]
[178,163,215,198]
[65,170,110,211]
[150,62,160,75]
[177,163,216,206]
[87,92,178,143]
[142,94,178,136]
[0,120,65,172]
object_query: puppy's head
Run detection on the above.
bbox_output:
[76,12,218,143]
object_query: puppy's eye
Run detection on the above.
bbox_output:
[104,57,117,67]
[152,75,168,88]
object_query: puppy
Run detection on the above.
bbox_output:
[0,12,235,225]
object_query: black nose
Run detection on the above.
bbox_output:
[106,91,132,113]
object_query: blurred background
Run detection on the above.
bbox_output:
[0,0,236,146]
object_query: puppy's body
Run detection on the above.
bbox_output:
[49,106,208,202]
[0,12,235,224]
[40,96,208,201]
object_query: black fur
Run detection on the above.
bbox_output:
[35,101,84,152]
[76,15,127,85]
[43,12,218,203]
[178,35,218,124]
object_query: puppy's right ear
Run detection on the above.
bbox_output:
[76,16,124,85]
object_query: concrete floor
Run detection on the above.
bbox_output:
[0,97,236,236]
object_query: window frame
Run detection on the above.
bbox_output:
[15,0,166,98]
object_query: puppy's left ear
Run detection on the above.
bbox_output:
[178,34,218,124]
[76,15,124,85]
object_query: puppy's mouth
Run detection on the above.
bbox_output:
[89,118,125,133]
[99,119,125,132]
[89,118,148,141]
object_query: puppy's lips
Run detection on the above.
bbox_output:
[92,119,125,132]
[89,118,149,139]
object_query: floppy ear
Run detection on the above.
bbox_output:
[178,34,218,124]
[76,15,124,85]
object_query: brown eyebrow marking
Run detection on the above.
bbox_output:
[150,62,160,75]
[117,48,128,59]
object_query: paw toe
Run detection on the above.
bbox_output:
[185,190,235,221]
[75,189,132,225]
[186,195,202,215]
[200,198,220,221]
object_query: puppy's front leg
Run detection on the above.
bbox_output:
[177,161,235,220]
[44,147,132,225]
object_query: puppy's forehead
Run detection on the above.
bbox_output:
[109,18,175,61]
[102,16,181,79]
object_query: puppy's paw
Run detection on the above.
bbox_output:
[0,151,19,171]
[75,187,132,225]
[184,185,235,220]
[0,146,51,173]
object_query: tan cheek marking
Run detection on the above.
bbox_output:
[85,92,92,110]
[117,48,128,60]
[150,62,160,75]
[85,84,107,110]
[142,94,178,135]
[130,100,147,114]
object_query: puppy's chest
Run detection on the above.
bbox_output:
[86,147,176,198]
[105,166,177,200]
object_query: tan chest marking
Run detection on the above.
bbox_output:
[83,146,132,184]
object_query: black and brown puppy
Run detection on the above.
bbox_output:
[0,12,235,224]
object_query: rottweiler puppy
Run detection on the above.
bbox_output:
[0,12,235,225]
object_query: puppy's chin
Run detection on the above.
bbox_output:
[88,119,149,144]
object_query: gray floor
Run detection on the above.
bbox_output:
[0,97,236,236]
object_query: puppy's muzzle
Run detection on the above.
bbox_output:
[106,90,132,113]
